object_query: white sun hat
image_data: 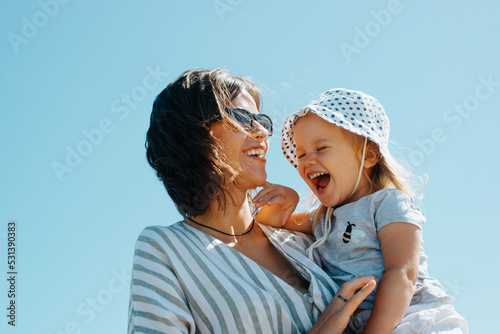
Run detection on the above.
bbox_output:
[281,88,390,169]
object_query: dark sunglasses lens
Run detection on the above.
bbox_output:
[228,108,273,134]
[256,115,273,134]
[230,109,253,130]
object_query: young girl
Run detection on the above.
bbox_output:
[255,88,468,334]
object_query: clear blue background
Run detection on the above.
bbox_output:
[1,1,498,333]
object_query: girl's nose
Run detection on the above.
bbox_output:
[302,153,317,167]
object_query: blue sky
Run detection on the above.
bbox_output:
[1,1,499,332]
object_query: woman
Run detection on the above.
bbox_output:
[128,69,376,333]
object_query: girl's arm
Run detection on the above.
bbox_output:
[362,222,422,334]
[253,182,312,234]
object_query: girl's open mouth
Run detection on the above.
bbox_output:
[309,172,330,193]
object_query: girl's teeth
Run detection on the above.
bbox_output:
[309,172,326,180]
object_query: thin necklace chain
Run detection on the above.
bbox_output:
[185,216,255,237]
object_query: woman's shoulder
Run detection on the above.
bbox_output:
[134,221,193,251]
[132,221,207,268]
[137,221,185,238]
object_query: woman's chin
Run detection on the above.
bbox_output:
[234,173,267,191]
[249,169,267,184]
[250,177,267,190]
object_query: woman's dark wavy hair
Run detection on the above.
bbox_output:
[146,69,261,217]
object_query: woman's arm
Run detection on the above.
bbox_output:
[308,276,377,334]
[253,182,312,234]
[361,223,422,334]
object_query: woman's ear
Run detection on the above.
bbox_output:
[363,142,380,169]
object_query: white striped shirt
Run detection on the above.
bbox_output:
[128,222,339,333]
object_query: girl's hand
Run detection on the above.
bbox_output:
[253,182,299,226]
[308,276,377,334]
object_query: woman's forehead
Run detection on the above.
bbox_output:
[232,90,258,113]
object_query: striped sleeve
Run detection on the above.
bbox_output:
[128,227,195,334]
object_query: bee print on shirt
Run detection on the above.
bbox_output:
[342,222,355,243]
[336,221,367,245]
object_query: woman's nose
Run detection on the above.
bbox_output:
[251,120,270,138]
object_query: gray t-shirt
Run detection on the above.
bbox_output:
[312,188,453,309]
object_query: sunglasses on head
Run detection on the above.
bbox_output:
[224,108,273,136]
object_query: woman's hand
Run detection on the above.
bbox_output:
[253,182,300,226]
[308,276,377,334]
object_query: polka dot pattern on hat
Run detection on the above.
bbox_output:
[281,88,390,169]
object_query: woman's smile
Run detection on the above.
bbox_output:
[243,147,266,159]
